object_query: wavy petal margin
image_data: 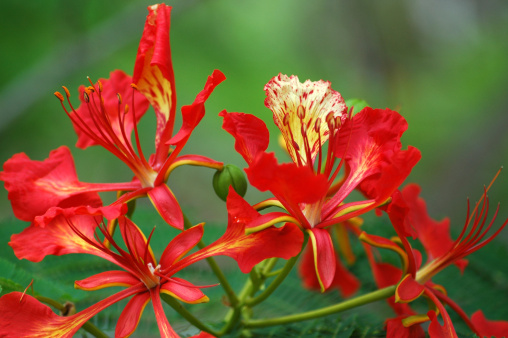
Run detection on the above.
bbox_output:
[220,111,270,165]
[133,4,176,156]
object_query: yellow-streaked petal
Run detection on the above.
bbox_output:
[264,74,347,166]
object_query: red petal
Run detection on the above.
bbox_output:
[160,277,209,304]
[160,224,204,268]
[133,4,176,156]
[34,203,126,228]
[0,146,102,222]
[395,274,425,303]
[299,243,359,297]
[116,292,151,338]
[118,216,157,266]
[470,310,508,337]
[75,270,140,291]
[427,310,458,338]
[307,228,336,292]
[220,111,270,165]
[385,317,426,338]
[168,70,226,147]
[0,286,144,338]
[245,152,328,224]
[147,184,183,230]
[326,108,420,212]
[73,70,149,149]
[150,287,180,338]
[9,214,107,262]
[174,189,304,274]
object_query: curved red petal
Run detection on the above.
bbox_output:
[150,287,180,338]
[0,286,144,338]
[385,317,426,338]
[176,195,304,273]
[326,108,420,213]
[118,216,157,266]
[116,292,151,338]
[9,214,106,262]
[147,184,183,230]
[308,227,336,292]
[133,4,176,155]
[160,277,209,304]
[395,274,425,303]
[34,203,127,228]
[299,244,359,298]
[168,69,226,148]
[220,111,270,165]
[160,224,204,268]
[245,152,328,219]
[0,146,102,222]
[470,310,508,338]
[75,270,140,291]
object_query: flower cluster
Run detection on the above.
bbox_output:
[0,3,507,338]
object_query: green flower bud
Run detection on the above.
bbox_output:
[213,164,248,201]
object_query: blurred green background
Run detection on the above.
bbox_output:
[1,0,508,225]
[1,0,508,335]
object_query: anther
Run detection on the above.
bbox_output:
[62,86,71,98]
[97,81,103,93]
[131,83,139,90]
[297,104,306,120]
[283,113,290,126]
[54,92,65,102]
[117,93,122,104]
[124,104,130,115]
[83,92,90,103]
[314,118,321,133]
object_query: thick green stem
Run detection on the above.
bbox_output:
[161,294,220,337]
[183,213,239,307]
[243,285,397,328]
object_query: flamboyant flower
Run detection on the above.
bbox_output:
[361,182,508,337]
[220,74,421,292]
[50,4,225,230]
[2,188,303,337]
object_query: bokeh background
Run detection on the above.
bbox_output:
[1,0,508,224]
[1,0,508,335]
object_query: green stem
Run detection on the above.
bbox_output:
[243,285,397,328]
[183,213,239,307]
[161,294,220,337]
[36,296,108,338]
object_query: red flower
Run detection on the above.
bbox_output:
[220,74,420,292]
[52,4,225,229]
[361,183,508,337]
[2,189,303,337]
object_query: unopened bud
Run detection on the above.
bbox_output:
[213,164,247,201]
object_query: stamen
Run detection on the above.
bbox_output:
[54,92,64,102]
[62,86,71,98]
[297,104,306,119]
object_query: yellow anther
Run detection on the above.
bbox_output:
[117,93,122,104]
[131,83,139,90]
[97,80,103,93]
[83,92,89,103]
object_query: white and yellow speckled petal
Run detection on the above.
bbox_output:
[264,74,347,166]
